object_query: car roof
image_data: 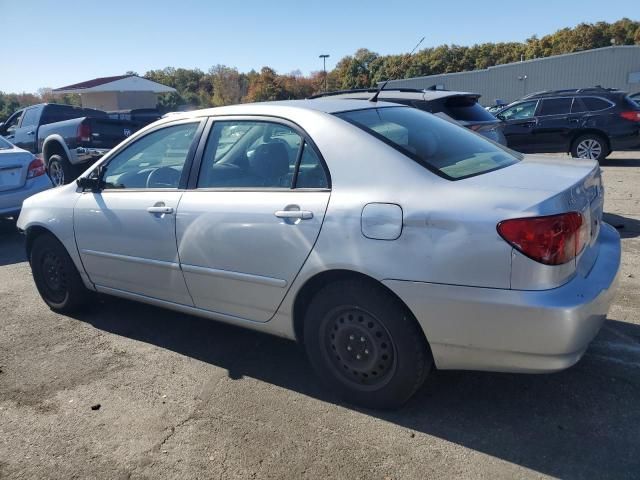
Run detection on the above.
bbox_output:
[163,98,404,120]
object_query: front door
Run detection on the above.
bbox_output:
[74,120,203,305]
[176,118,331,322]
[498,100,539,152]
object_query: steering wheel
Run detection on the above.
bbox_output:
[146,167,181,188]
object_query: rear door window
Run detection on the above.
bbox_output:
[580,97,612,112]
[538,98,572,116]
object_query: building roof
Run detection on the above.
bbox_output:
[53,75,176,94]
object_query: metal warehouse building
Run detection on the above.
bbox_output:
[385,45,640,105]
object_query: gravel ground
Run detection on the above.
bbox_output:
[1,152,639,480]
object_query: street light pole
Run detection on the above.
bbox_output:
[319,54,330,92]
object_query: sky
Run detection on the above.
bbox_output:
[1,0,637,93]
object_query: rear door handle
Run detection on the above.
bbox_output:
[26,131,35,135]
[147,206,174,214]
[275,210,313,220]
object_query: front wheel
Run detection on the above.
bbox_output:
[304,280,432,409]
[571,134,609,162]
[30,233,91,313]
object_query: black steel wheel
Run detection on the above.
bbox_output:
[30,232,91,312]
[322,306,396,390]
[304,279,432,409]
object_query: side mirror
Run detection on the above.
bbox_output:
[496,113,506,121]
[77,165,106,191]
[76,176,101,191]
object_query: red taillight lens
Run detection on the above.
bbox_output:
[77,123,92,142]
[620,111,640,122]
[497,212,587,265]
[27,157,46,179]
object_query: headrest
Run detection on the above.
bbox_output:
[249,143,290,179]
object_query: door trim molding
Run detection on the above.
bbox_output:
[81,249,181,270]
[181,263,287,288]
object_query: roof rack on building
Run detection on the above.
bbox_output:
[308,87,426,99]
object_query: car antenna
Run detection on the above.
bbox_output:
[369,36,425,102]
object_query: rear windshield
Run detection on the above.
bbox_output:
[42,105,107,125]
[335,106,521,180]
[443,96,497,122]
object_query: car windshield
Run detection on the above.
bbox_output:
[0,136,14,150]
[335,106,521,180]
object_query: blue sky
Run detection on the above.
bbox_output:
[1,0,637,93]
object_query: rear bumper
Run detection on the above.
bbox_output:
[383,223,621,373]
[0,175,52,217]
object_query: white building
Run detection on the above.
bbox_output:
[53,75,176,111]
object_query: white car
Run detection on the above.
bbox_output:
[0,136,51,218]
[17,99,620,408]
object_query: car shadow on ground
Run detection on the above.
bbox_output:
[600,157,640,167]
[71,297,640,479]
[0,219,26,266]
[604,212,640,239]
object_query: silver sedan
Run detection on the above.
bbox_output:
[0,136,51,218]
[17,99,621,408]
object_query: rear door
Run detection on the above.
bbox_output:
[13,106,41,153]
[529,97,574,152]
[498,100,539,152]
[176,117,331,322]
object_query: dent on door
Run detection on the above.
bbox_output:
[176,191,330,322]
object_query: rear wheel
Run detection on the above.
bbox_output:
[30,233,91,313]
[304,279,432,409]
[47,154,77,187]
[571,134,609,162]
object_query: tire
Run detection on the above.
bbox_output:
[47,154,77,187]
[571,134,609,162]
[30,233,91,313]
[304,279,432,409]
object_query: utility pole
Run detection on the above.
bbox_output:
[319,54,330,92]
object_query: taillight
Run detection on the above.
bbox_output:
[497,212,588,266]
[27,157,46,179]
[77,123,92,142]
[619,111,640,122]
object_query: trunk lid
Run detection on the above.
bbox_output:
[0,147,32,192]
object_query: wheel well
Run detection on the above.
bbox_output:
[42,141,67,165]
[570,129,611,153]
[25,226,55,259]
[292,269,426,345]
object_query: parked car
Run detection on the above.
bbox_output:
[310,88,507,145]
[485,99,508,114]
[18,99,620,408]
[495,87,640,161]
[630,92,640,102]
[0,136,51,219]
[0,103,138,186]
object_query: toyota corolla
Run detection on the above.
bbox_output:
[17,99,620,408]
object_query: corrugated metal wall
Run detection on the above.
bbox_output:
[385,46,640,105]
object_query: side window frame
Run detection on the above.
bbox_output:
[188,115,331,191]
[97,118,206,192]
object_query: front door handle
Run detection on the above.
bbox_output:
[275,210,313,220]
[26,131,35,135]
[147,206,174,214]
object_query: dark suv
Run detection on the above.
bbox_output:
[310,88,506,145]
[495,87,640,161]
